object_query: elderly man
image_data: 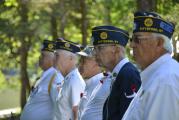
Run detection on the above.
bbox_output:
[90,25,141,120]
[20,40,64,120]
[77,46,104,118]
[80,70,111,120]
[54,39,86,120]
[122,11,179,120]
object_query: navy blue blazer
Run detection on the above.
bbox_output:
[103,62,141,120]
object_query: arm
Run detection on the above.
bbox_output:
[72,106,78,120]
[109,66,141,120]
[69,77,85,120]
[143,84,179,120]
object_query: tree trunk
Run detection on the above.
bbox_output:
[59,12,68,38]
[17,0,31,109]
[104,0,112,24]
[50,15,58,40]
[80,0,88,46]
[173,37,179,62]
[20,42,30,109]
[57,0,68,38]
[137,0,156,11]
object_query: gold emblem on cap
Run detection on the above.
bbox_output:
[100,32,108,39]
[65,42,70,48]
[144,18,153,27]
[48,44,53,49]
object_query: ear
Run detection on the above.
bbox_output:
[157,37,164,49]
[70,55,73,60]
[114,46,120,54]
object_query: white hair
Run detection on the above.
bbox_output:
[115,44,126,57]
[152,33,173,54]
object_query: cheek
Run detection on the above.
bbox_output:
[41,57,46,64]
[78,64,84,73]
[100,52,109,63]
[84,63,92,70]
[134,45,145,56]
[135,45,152,63]
[97,52,104,61]
[56,57,62,66]
[83,64,92,76]
[95,54,101,62]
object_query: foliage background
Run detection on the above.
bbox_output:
[0,0,179,110]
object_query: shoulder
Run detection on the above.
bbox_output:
[118,62,140,81]
[67,70,85,87]
[153,59,179,86]
[121,62,139,73]
[114,62,141,90]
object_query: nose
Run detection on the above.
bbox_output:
[78,63,84,74]
[130,40,136,48]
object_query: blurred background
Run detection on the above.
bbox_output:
[0,0,179,119]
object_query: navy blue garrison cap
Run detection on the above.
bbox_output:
[133,11,175,38]
[41,40,55,52]
[56,38,81,53]
[91,26,129,46]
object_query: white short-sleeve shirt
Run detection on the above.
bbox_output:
[80,73,112,120]
[53,68,86,120]
[122,54,179,120]
[78,73,104,118]
[20,67,64,120]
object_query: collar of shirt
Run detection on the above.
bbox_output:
[112,58,129,78]
[34,67,56,88]
[140,53,172,87]
[85,73,104,87]
[41,67,56,81]
[64,68,78,80]
[56,69,64,80]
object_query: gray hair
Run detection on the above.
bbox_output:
[58,49,78,64]
[152,33,173,54]
[115,44,126,57]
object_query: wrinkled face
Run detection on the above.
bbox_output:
[78,57,97,78]
[39,51,54,70]
[130,32,160,70]
[94,44,115,69]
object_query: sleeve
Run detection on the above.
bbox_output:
[143,84,179,120]
[105,65,141,120]
[117,67,141,120]
[69,77,85,107]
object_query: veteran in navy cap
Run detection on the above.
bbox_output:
[20,40,64,120]
[53,38,85,120]
[77,46,104,119]
[122,11,179,120]
[91,25,141,120]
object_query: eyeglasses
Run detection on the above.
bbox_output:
[130,35,154,44]
[94,44,116,53]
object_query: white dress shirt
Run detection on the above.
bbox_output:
[20,67,64,120]
[122,53,179,120]
[78,73,104,119]
[53,68,86,120]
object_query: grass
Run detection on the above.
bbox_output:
[0,88,20,110]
